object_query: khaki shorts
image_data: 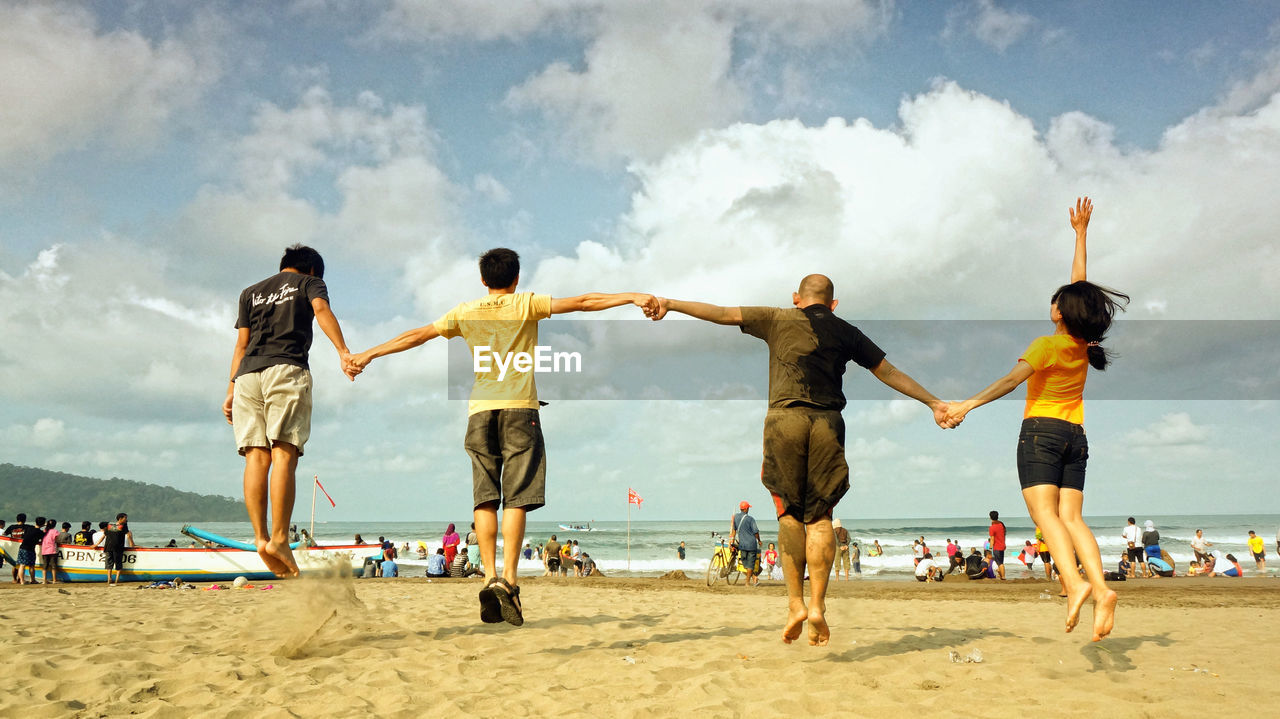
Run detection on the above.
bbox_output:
[233,364,313,456]
[760,408,848,523]
[837,548,851,570]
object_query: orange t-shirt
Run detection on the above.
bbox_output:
[1019,334,1088,424]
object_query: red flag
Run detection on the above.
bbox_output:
[627,488,643,508]
[315,475,336,508]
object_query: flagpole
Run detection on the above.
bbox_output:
[310,474,318,539]
[627,493,631,572]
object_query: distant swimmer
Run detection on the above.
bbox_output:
[947,198,1128,642]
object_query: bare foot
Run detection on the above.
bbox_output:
[257,539,299,578]
[1065,583,1091,633]
[1091,588,1117,641]
[807,604,830,647]
[782,600,807,644]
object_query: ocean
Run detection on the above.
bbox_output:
[118,514,1280,581]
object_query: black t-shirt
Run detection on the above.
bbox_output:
[103,526,128,552]
[740,305,886,411]
[74,529,95,546]
[234,271,329,378]
[3,523,27,540]
[964,554,985,576]
[19,525,43,551]
[1141,530,1160,546]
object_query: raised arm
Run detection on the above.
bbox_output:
[550,292,657,315]
[869,359,951,427]
[946,361,1035,424]
[347,324,442,374]
[1069,196,1092,283]
[652,298,743,325]
[312,297,354,380]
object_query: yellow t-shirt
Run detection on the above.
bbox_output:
[433,292,553,415]
[1249,536,1264,554]
[1020,334,1088,425]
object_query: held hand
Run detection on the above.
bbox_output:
[635,294,660,318]
[932,401,958,430]
[944,401,971,428]
[344,351,371,380]
[339,351,359,381]
[648,297,670,321]
[222,392,234,425]
[1069,196,1092,233]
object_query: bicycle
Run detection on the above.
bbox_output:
[706,532,743,587]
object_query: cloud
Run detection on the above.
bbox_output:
[1124,413,1210,447]
[0,3,223,176]
[943,0,1035,53]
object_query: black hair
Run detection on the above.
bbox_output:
[115,512,127,521]
[479,248,520,289]
[36,516,46,527]
[1051,280,1130,370]
[1128,517,1136,524]
[62,522,70,530]
[280,244,325,279]
[99,521,108,529]
[81,521,91,529]
[15,513,25,523]
[1226,554,1238,563]
[989,510,999,521]
[45,518,56,529]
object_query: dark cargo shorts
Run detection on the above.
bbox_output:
[465,408,547,511]
[760,408,848,524]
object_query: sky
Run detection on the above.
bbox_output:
[2,0,1279,522]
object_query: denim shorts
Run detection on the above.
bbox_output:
[1016,417,1088,491]
[464,408,546,511]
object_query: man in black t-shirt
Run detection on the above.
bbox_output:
[94,513,135,585]
[5,513,34,583]
[73,521,95,546]
[651,274,951,647]
[223,245,353,579]
[16,515,47,585]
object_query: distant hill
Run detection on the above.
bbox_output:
[0,464,244,522]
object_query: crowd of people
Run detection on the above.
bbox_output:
[539,534,598,577]
[2,512,133,585]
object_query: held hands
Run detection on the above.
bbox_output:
[943,400,972,428]
[643,297,669,321]
[1069,196,1092,234]
[635,294,660,318]
[343,351,371,380]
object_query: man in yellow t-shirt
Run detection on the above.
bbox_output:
[1247,530,1266,572]
[348,248,655,626]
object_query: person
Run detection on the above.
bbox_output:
[1141,521,1161,578]
[347,248,656,627]
[289,525,300,543]
[427,548,449,578]
[677,541,686,561]
[1190,529,1213,565]
[1245,530,1266,572]
[1036,526,1054,580]
[543,535,561,576]
[14,514,44,585]
[869,540,882,557]
[559,541,573,577]
[39,518,60,584]
[651,274,951,645]
[832,518,851,581]
[165,539,178,548]
[1121,517,1143,578]
[1147,554,1174,578]
[580,552,598,577]
[381,545,398,578]
[73,520,95,547]
[449,547,481,578]
[945,198,1126,642]
[465,523,482,574]
[988,510,1007,580]
[964,549,988,580]
[1212,554,1243,578]
[522,543,533,560]
[300,528,317,548]
[56,522,72,545]
[912,539,925,568]
[223,245,352,579]
[354,534,366,545]
[1018,540,1037,570]
[850,541,861,577]
[764,542,778,580]
[732,501,762,587]
[1118,555,1132,577]
[946,542,965,576]
[1275,527,1280,557]
[984,549,1000,579]
[915,552,941,582]
[442,524,460,567]
[94,513,134,585]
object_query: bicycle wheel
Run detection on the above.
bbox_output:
[706,554,726,587]
[728,562,742,585]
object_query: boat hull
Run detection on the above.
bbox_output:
[1,536,373,583]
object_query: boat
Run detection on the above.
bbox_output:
[557,523,597,532]
[0,531,375,584]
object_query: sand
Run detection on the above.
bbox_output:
[3,573,1278,718]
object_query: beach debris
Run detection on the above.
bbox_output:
[919,679,942,690]
[948,649,984,664]
[736,654,750,661]
[659,570,689,580]
[1038,590,1053,599]
[622,656,637,665]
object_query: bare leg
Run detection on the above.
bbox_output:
[474,502,499,580]
[242,447,286,576]
[777,515,808,644]
[805,517,836,646]
[1059,489,1116,641]
[263,442,300,577]
[501,507,527,586]
[1022,485,1089,633]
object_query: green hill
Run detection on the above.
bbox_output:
[0,464,244,523]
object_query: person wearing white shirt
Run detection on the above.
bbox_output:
[1121,517,1143,577]
[1190,529,1213,565]
[915,553,941,582]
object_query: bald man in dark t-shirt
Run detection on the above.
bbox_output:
[651,274,952,646]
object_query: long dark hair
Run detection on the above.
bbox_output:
[1051,281,1130,370]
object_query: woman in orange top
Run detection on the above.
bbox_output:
[948,197,1128,642]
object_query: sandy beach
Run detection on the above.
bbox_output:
[4,573,1277,718]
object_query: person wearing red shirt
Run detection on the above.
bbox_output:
[988,510,1007,580]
